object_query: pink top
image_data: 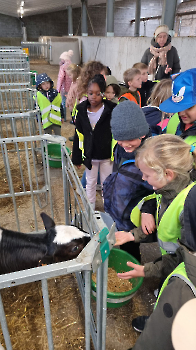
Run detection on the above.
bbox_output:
[66,81,78,111]
[56,59,72,95]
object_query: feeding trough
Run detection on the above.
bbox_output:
[91,248,143,308]
[47,143,71,168]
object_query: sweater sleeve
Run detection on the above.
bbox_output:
[132,275,194,350]
[144,247,183,279]
[141,48,150,65]
[56,66,65,93]
[171,46,181,74]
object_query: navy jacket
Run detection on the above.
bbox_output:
[103,135,153,231]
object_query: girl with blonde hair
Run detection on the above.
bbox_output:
[66,64,81,113]
[115,134,196,281]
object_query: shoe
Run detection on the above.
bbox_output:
[154,288,159,298]
[69,135,74,141]
[70,120,74,124]
[96,184,102,191]
[132,315,149,333]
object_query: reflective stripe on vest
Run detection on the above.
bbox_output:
[111,136,117,161]
[76,129,85,160]
[37,91,62,129]
[154,262,196,309]
[131,183,196,255]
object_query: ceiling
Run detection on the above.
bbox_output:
[0,0,108,18]
[0,0,192,18]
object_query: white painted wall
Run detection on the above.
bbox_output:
[75,36,196,81]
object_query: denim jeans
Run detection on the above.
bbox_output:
[61,95,66,121]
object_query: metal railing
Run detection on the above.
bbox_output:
[0,88,42,138]
[21,41,50,61]
[0,134,115,350]
[0,71,32,88]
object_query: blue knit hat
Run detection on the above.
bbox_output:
[111,100,149,140]
[160,68,196,113]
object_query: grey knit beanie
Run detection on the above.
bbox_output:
[111,100,149,140]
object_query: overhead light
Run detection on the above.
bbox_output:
[19,1,25,18]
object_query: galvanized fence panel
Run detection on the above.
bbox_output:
[0,135,53,232]
[0,135,115,350]
[0,71,32,88]
[0,59,30,71]
[0,88,42,138]
[0,88,36,114]
[21,41,50,61]
[0,46,23,51]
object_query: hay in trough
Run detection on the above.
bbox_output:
[92,267,133,293]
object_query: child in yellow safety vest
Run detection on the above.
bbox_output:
[115,134,196,281]
[36,73,64,135]
[160,68,196,148]
[125,140,196,347]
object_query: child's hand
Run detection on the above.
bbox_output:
[141,213,156,235]
[117,262,145,279]
[115,231,134,246]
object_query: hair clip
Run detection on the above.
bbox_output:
[190,145,196,153]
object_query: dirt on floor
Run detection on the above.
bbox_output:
[0,61,161,350]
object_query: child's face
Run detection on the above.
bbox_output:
[140,69,148,83]
[117,137,144,153]
[138,159,167,190]
[178,105,196,124]
[128,74,142,90]
[87,82,103,108]
[40,81,51,91]
[105,85,115,100]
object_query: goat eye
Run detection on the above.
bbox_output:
[72,246,79,252]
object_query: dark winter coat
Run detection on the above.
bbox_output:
[141,36,181,80]
[132,245,196,350]
[142,106,162,135]
[138,80,156,107]
[103,135,153,232]
[72,99,116,170]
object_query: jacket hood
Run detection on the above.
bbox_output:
[142,106,162,126]
[151,35,171,49]
[106,75,120,87]
[36,73,54,90]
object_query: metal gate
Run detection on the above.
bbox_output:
[0,135,115,350]
[0,88,42,138]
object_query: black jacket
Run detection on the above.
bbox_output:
[72,99,116,170]
[138,80,156,107]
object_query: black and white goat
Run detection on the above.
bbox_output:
[0,212,90,275]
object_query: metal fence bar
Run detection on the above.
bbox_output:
[41,279,54,350]
[85,271,91,350]
[0,134,116,350]
[0,292,12,350]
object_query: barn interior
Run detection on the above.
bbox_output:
[0,0,195,349]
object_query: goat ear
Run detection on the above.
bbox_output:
[40,212,55,231]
